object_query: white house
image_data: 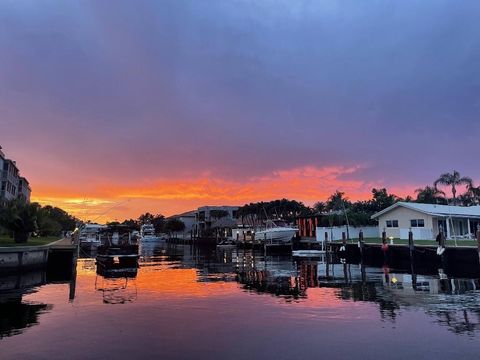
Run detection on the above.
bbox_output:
[371,202,480,240]
[167,210,196,239]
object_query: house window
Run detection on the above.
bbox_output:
[410,219,425,227]
[386,220,398,228]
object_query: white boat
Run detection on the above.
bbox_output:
[292,250,325,257]
[79,223,106,249]
[140,224,158,242]
[255,221,297,244]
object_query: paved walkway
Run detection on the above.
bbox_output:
[49,237,77,250]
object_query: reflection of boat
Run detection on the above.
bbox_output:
[95,276,137,304]
[140,224,158,242]
[255,220,297,244]
[96,262,138,278]
[96,225,139,267]
[79,223,106,250]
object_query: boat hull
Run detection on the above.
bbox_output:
[255,228,297,244]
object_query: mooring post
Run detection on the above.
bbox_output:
[408,229,414,252]
[342,232,346,245]
[324,232,328,254]
[476,225,480,264]
[359,230,364,251]
[382,230,387,245]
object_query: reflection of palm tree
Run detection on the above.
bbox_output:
[434,171,473,205]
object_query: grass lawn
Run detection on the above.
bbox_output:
[0,235,60,247]
[332,237,478,247]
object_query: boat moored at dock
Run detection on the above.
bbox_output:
[79,223,106,251]
[254,220,297,245]
[96,225,139,268]
[140,223,159,242]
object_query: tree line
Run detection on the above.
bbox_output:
[238,170,480,227]
[0,199,77,243]
[112,212,185,236]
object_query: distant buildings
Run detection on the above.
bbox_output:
[167,210,197,238]
[0,146,31,203]
[193,206,239,238]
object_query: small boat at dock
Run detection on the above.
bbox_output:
[292,250,325,257]
[254,220,297,244]
[96,225,139,268]
[79,223,106,251]
[140,223,159,242]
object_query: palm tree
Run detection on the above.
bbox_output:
[414,186,446,204]
[434,171,473,205]
[0,200,39,243]
[465,185,480,205]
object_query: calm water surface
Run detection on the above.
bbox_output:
[1,242,480,359]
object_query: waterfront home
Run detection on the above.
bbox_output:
[193,206,238,238]
[371,202,480,240]
[167,210,196,238]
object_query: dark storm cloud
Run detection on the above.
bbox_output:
[1,0,479,187]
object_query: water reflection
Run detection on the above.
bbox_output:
[0,270,52,339]
[2,241,480,350]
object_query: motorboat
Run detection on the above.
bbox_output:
[292,250,326,257]
[96,225,139,268]
[79,223,106,250]
[140,223,158,242]
[254,220,297,244]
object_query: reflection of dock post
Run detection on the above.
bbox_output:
[69,245,78,302]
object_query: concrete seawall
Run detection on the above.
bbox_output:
[0,245,50,273]
[0,238,76,273]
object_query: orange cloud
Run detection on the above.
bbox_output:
[31,165,416,222]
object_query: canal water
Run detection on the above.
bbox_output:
[1,242,480,359]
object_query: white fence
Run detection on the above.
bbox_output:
[316,226,378,242]
[399,228,433,240]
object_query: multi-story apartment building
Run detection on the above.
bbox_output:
[18,177,32,203]
[1,159,20,201]
[0,146,31,203]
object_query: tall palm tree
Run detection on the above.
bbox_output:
[414,186,446,204]
[466,185,480,205]
[434,171,473,205]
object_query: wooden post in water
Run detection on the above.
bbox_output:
[342,232,346,245]
[408,229,414,251]
[324,232,328,253]
[476,225,480,264]
[381,229,388,263]
[264,232,267,254]
[358,230,364,256]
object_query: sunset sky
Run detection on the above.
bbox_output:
[1,1,480,221]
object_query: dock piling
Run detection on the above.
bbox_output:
[358,230,364,256]
[476,225,480,264]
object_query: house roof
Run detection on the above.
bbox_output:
[168,210,196,219]
[371,202,480,220]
